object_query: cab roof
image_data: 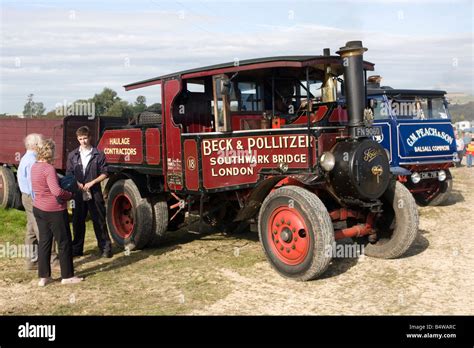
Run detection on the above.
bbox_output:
[124,55,375,91]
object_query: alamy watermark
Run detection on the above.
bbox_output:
[55,100,96,119]
[0,242,37,258]
[325,242,364,258]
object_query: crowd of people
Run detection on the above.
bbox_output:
[18,126,112,287]
[455,130,474,168]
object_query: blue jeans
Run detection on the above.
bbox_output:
[467,154,473,167]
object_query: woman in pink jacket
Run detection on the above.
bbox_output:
[31,139,83,286]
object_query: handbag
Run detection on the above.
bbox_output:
[59,174,78,193]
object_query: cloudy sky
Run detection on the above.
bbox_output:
[0,0,472,114]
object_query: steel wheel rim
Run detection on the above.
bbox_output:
[268,206,310,265]
[112,193,134,239]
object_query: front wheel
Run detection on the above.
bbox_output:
[258,185,334,281]
[364,181,419,259]
[106,179,154,250]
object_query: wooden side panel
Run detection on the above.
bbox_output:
[183,139,199,191]
[145,128,161,165]
[98,128,144,164]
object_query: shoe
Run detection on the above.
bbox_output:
[61,276,84,285]
[26,262,38,271]
[101,250,113,258]
[38,277,53,287]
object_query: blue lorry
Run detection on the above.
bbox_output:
[367,82,456,206]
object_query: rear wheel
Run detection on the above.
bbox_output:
[364,181,419,259]
[0,167,19,209]
[106,179,154,250]
[147,195,169,247]
[258,185,334,281]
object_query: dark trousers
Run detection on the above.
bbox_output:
[33,207,74,279]
[456,151,464,167]
[72,196,112,255]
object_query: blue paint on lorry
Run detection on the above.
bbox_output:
[367,87,456,205]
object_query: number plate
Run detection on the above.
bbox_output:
[420,171,438,180]
[355,126,382,137]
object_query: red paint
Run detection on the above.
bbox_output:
[163,79,184,191]
[111,193,134,239]
[329,106,348,123]
[145,128,161,165]
[397,175,408,183]
[200,134,315,190]
[268,206,310,266]
[317,132,343,157]
[334,213,375,240]
[98,128,143,164]
[405,162,453,172]
[124,79,162,91]
[183,139,199,191]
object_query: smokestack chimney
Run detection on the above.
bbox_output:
[336,40,368,137]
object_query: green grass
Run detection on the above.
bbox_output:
[0,208,258,315]
[0,208,27,244]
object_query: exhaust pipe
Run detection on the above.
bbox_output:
[336,41,367,138]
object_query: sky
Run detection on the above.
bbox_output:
[0,0,473,114]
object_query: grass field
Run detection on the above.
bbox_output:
[0,209,263,315]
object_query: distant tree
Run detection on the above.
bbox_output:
[134,95,147,114]
[23,94,46,117]
[91,88,121,116]
[23,94,35,117]
[44,109,63,118]
[106,100,134,118]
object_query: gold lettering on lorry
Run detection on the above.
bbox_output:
[204,135,311,178]
[109,138,131,145]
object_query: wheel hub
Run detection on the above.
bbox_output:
[280,227,293,243]
[268,206,310,266]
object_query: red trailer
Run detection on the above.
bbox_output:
[97,40,419,281]
[0,115,128,209]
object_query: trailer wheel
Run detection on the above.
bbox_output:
[413,171,453,206]
[258,185,334,281]
[147,195,169,247]
[364,181,419,259]
[107,179,154,250]
[0,167,18,209]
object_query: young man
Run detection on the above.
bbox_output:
[66,126,113,258]
[17,133,59,270]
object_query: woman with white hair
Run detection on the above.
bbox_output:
[31,138,83,286]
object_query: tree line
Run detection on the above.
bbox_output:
[18,88,162,118]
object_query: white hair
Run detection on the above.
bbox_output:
[24,133,44,151]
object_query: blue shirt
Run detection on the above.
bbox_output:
[17,150,37,197]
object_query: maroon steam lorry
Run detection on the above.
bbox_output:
[95,40,418,281]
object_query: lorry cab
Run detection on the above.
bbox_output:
[367,83,456,205]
